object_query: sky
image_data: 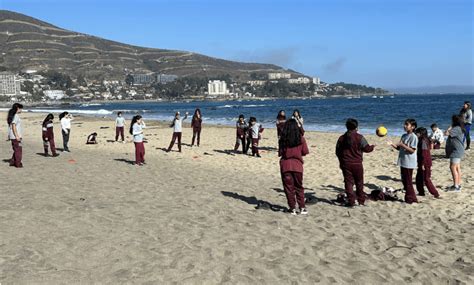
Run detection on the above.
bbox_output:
[1,0,473,88]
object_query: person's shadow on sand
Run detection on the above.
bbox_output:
[375,175,402,182]
[271,188,335,205]
[213,149,236,156]
[221,191,287,212]
[113,158,135,165]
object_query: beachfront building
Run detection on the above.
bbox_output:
[132,73,155,85]
[0,72,21,97]
[313,77,321,85]
[44,90,66,100]
[247,80,266,86]
[156,74,178,84]
[268,72,291,80]
[208,80,229,96]
[288,77,311,84]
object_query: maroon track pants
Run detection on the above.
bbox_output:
[43,135,57,156]
[341,163,366,205]
[281,171,305,210]
[10,139,22,167]
[116,127,124,141]
[400,167,418,203]
[168,132,182,152]
[251,138,259,155]
[134,142,145,164]
[192,128,201,146]
[416,166,440,197]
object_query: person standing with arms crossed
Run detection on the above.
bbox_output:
[115,111,126,143]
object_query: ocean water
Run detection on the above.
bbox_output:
[26,94,474,137]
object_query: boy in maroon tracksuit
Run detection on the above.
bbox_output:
[415,127,440,198]
[336,118,375,206]
[42,113,58,157]
[279,119,310,215]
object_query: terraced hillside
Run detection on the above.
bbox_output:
[0,10,296,80]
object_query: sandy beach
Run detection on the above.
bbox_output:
[0,112,473,284]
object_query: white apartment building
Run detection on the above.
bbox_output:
[247,80,266,86]
[313,77,321,85]
[208,80,229,96]
[0,72,21,96]
[132,73,155,85]
[156,74,178,84]
[288,77,311,84]
[268,72,291,80]
[44,90,66,100]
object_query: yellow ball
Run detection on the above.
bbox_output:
[376,126,388,137]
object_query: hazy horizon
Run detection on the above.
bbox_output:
[1,0,473,89]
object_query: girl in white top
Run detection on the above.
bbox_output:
[59,112,73,152]
[167,111,188,152]
[292,109,304,131]
[7,103,24,167]
[115,111,126,142]
[130,115,146,165]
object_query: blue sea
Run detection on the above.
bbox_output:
[26,94,474,137]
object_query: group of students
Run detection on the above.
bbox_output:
[4,101,471,215]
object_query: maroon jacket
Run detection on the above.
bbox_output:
[191,116,202,130]
[42,120,54,140]
[279,137,309,173]
[417,137,432,168]
[336,131,374,166]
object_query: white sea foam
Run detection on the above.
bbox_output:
[27,108,113,115]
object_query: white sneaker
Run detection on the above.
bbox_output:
[300,208,308,215]
[289,209,297,216]
[454,185,462,192]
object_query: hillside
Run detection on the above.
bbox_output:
[0,10,297,80]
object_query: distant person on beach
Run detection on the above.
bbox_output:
[415,127,440,198]
[388,118,418,204]
[7,103,23,168]
[292,109,304,134]
[86,132,98,144]
[276,110,286,139]
[234,114,248,153]
[460,101,471,150]
[115,111,126,143]
[445,115,465,192]
[335,118,375,207]
[429,123,444,149]
[167,111,188,152]
[248,116,264,157]
[191,108,202,147]
[42,113,58,157]
[130,115,146,165]
[279,119,309,215]
[59,112,73,152]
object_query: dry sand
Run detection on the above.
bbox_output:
[0,112,473,284]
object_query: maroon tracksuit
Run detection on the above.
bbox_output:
[336,131,374,206]
[234,121,248,153]
[167,132,182,152]
[42,120,57,156]
[10,139,22,167]
[279,137,309,210]
[416,138,440,197]
[115,127,124,141]
[134,142,145,164]
[191,117,202,146]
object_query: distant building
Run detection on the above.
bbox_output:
[268,72,291,80]
[0,72,21,97]
[44,90,66,100]
[313,77,321,85]
[156,74,178,84]
[208,80,229,96]
[132,73,155,85]
[288,77,311,84]
[247,80,266,86]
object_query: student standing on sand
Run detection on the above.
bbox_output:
[415,127,440,198]
[115,111,126,143]
[191,108,202,147]
[59,112,73,152]
[248,117,264,157]
[279,119,309,215]
[42,113,59,157]
[234,114,248,153]
[335,118,375,207]
[167,111,188,152]
[292,109,304,132]
[460,101,471,150]
[130,115,146,165]
[445,115,465,192]
[388,119,418,204]
[276,110,286,139]
[7,103,24,168]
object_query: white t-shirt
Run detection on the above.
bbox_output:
[116,116,125,127]
[132,122,146,142]
[8,114,21,140]
[61,117,72,131]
